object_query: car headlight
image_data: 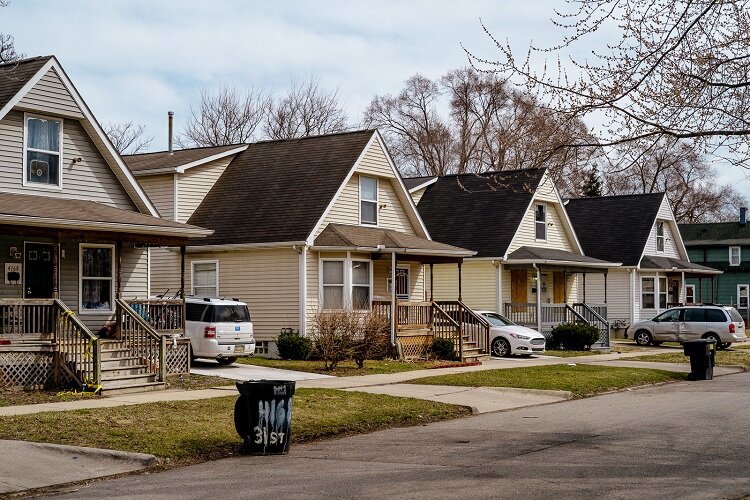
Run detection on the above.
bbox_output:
[509,333,531,340]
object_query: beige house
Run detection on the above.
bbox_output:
[128,131,481,358]
[0,56,210,392]
[407,169,619,345]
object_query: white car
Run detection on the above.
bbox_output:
[477,311,547,357]
[185,297,255,365]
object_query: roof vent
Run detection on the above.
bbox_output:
[741,207,747,226]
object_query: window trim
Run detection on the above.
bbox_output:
[22,112,64,190]
[359,175,379,226]
[737,284,749,310]
[191,259,219,297]
[641,277,660,310]
[78,243,115,315]
[319,257,374,311]
[729,246,741,266]
[535,203,547,241]
[655,221,665,253]
[321,258,346,310]
[351,259,373,310]
[685,284,696,304]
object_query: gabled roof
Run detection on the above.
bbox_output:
[679,221,750,246]
[0,56,52,110]
[187,130,378,246]
[403,176,437,192]
[124,143,248,175]
[412,168,547,258]
[640,255,721,274]
[565,193,666,266]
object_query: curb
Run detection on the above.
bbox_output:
[481,386,574,399]
[26,441,157,467]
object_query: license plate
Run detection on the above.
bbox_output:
[234,345,244,353]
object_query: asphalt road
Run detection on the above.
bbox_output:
[51,372,750,500]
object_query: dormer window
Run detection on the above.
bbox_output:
[656,221,665,252]
[535,203,547,240]
[24,114,63,188]
[360,176,378,225]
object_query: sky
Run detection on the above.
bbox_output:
[2,0,749,190]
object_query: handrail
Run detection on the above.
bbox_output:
[430,302,461,357]
[126,298,184,333]
[573,303,607,325]
[116,299,166,382]
[459,300,491,355]
[53,299,100,388]
[573,303,610,347]
[431,302,459,329]
[564,304,588,323]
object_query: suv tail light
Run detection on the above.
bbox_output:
[729,323,736,334]
[204,326,216,338]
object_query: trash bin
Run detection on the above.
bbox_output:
[234,380,295,455]
[683,339,716,380]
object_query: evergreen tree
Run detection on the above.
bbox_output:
[582,167,603,197]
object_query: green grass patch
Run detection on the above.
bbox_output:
[544,349,603,357]
[237,357,464,376]
[630,349,750,371]
[410,364,687,397]
[0,388,469,465]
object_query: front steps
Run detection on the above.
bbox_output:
[99,340,165,395]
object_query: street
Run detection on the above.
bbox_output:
[50,372,750,500]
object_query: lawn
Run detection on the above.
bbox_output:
[0,388,470,465]
[236,357,467,376]
[410,364,687,397]
[544,349,603,358]
[630,349,750,371]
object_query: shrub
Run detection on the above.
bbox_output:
[431,337,457,360]
[550,323,601,350]
[275,328,313,360]
[351,312,391,368]
[311,310,356,370]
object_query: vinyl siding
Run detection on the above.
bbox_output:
[356,138,396,178]
[177,156,234,223]
[137,174,174,220]
[16,68,83,119]
[372,260,423,301]
[427,261,497,311]
[578,270,631,322]
[644,219,680,258]
[508,200,573,253]
[0,110,137,209]
[411,187,426,205]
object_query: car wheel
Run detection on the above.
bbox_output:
[704,333,722,349]
[216,357,237,365]
[491,337,512,357]
[634,330,653,346]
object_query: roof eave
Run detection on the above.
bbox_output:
[0,214,212,238]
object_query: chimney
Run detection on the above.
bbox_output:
[168,111,174,155]
[741,207,747,226]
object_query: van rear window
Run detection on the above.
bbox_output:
[210,305,250,323]
[706,309,727,322]
[728,308,744,323]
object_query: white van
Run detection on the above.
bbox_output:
[185,297,255,365]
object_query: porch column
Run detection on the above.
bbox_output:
[582,272,587,303]
[457,261,463,302]
[604,272,608,304]
[681,271,686,305]
[115,240,123,300]
[496,263,503,314]
[52,238,59,299]
[536,266,542,333]
[390,252,396,345]
[429,263,434,302]
[655,271,661,312]
[179,245,186,298]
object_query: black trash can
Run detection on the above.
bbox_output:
[234,380,295,455]
[683,339,716,381]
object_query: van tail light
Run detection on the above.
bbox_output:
[729,323,736,334]
[204,326,216,338]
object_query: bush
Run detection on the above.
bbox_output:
[351,312,390,368]
[275,328,313,360]
[550,323,601,350]
[311,310,356,370]
[431,337,457,360]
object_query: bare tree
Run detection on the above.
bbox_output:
[104,121,153,155]
[178,86,269,147]
[0,1,22,64]
[264,77,348,140]
[469,0,750,166]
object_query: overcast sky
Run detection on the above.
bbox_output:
[3,0,748,189]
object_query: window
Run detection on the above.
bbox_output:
[642,278,655,309]
[351,261,371,309]
[683,308,705,322]
[24,114,62,187]
[192,261,218,297]
[658,277,667,308]
[654,309,681,322]
[360,176,378,225]
[738,284,749,309]
[686,285,696,304]
[656,222,665,252]
[535,203,547,240]
[80,244,114,312]
[322,260,345,309]
[729,246,741,266]
[706,309,727,323]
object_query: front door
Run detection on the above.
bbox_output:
[395,267,409,300]
[553,272,565,303]
[24,243,54,298]
[539,273,551,304]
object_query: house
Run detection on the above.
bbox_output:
[126,130,485,360]
[680,207,750,320]
[407,169,619,345]
[566,193,720,335]
[0,56,211,392]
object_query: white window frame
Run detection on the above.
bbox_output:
[658,277,667,309]
[191,260,219,297]
[79,243,115,314]
[737,284,749,310]
[351,259,373,310]
[656,222,665,253]
[23,112,64,190]
[319,257,374,311]
[359,175,379,226]
[685,284,696,304]
[729,246,741,266]
[641,277,656,309]
[321,258,346,310]
[535,203,547,241]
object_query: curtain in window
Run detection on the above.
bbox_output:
[193,262,218,297]
[323,261,344,309]
[81,247,113,310]
[352,261,370,309]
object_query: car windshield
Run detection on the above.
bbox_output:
[482,313,515,327]
[211,305,250,323]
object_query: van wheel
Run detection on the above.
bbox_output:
[634,330,653,346]
[217,357,237,365]
[704,333,722,349]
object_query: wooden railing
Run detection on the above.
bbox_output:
[0,299,57,337]
[436,301,491,356]
[126,299,184,334]
[431,302,461,356]
[116,299,166,382]
[54,299,100,387]
[396,301,431,330]
[372,300,390,319]
[504,303,537,326]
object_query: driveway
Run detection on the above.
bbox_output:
[189,359,333,381]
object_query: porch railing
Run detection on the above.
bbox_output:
[54,299,100,387]
[126,299,184,334]
[116,299,166,382]
[431,302,461,352]
[573,303,610,347]
[436,301,491,357]
[504,303,537,326]
[0,299,56,337]
[396,301,431,329]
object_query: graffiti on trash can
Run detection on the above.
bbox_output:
[254,397,293,446]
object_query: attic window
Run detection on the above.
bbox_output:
[656,222,665,252]
[535,203,547,240]
[360,176,378,225]
[24,114,63,188]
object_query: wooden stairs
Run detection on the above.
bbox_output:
[98,340,165,395]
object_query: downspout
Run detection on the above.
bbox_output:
[630,269,635,324]
[294,245,307,336]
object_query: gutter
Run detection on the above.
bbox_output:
[309,245,475,257]
[0,215,212,237]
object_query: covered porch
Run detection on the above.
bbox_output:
[639,256,722,313]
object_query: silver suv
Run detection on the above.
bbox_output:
[628,305,747,349]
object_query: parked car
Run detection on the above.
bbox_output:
[627,305,747,349]
[185,297,255,364]
[476,310,546,357]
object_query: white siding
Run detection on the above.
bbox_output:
[411,187,426,205]
[373,260,423,301]
[578,270,631,322]
[177,156,234,223]
[137,175,174,220]
[17,68,83,119]
[644,219,680,258]
[357,138,396,178]
[427,261,497,311]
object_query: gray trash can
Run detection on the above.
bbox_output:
[234,380,295,455]
[683,339,716,380]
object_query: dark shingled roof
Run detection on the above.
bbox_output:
[124,143,247,174]
[565,193,666,266]
[0,56,51,110]
[679,221,750,246]
[188,130,376,246]
[314,223,474,256]
[403,176,436,191]
[640,255,720,274]
[506,246,617,266]
[413,169,547,258]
